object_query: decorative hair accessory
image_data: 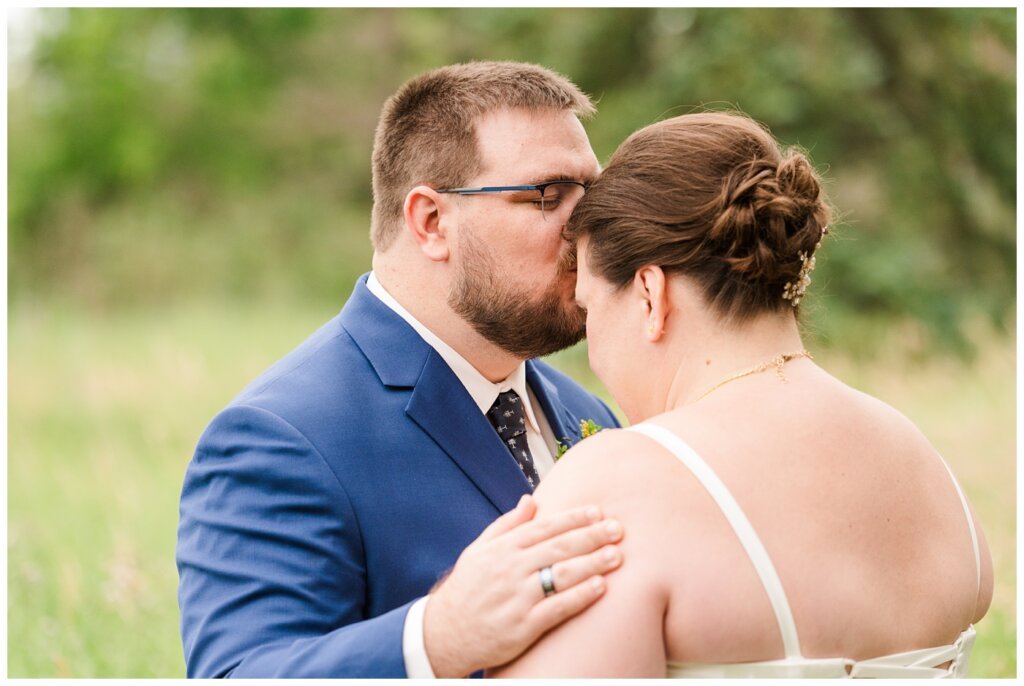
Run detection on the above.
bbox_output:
[781,246,816,305]
[782,226,829,306]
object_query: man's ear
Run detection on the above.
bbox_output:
[404,185,450,262]
[634,265,669,342]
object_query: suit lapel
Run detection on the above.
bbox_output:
[406,352,532,514]
[341,275,531,514]
[526,360,583,451]
[340,276,430,387]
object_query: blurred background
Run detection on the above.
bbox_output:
[7,7,1015,677]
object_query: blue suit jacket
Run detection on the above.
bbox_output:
[176,274,620,677]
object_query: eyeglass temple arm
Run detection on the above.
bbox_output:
[436,185,539,195]
[437,181,587,195]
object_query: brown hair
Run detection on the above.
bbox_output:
[568,111,832,321]
[370,61,595,251]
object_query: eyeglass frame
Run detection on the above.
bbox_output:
[435,181,590,222]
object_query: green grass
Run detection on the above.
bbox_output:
[8,300,1015,677]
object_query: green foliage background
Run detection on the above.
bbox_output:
[10,7,1016,351]
[8,7,1016,677]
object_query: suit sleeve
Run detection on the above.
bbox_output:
[176,404,411,677]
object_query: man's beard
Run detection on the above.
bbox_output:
[449,232,586,359]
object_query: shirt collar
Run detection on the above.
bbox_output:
[366,272,541,433]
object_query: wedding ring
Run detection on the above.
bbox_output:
[539,565,557,597]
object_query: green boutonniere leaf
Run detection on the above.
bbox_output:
[554,418,604,461]
[580,418,602,439]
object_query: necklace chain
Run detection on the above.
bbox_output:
[693,350,813,403]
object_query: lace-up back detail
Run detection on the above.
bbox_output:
[627,423,980,679]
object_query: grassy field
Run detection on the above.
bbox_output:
[8,299,1016,677]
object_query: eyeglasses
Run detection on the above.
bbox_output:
[436,181,588,223]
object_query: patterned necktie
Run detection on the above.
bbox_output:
[487,389,541,489]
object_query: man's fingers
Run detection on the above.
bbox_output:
[478,494,537,541]
[513,505,604,548]
[540,544,621,599]
[526,574,607,634]
[527,518,622,570]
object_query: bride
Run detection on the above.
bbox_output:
[490,112,992,677]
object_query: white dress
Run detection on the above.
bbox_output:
[627,423,981,678]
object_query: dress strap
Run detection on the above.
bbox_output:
[934,454,982,592]
[627,423,803,658]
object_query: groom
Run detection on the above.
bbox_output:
[176,61,622,678]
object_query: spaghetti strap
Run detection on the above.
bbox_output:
[934,453,982,593]
[627,423,803,659]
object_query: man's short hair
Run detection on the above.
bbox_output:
[370,61,595,251]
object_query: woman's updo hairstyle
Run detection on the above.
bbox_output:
[568,111,832,321]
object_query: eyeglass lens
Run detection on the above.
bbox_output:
[540,182,587,223]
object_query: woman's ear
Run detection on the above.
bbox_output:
[404,185,450,261]
[634,266,668,342]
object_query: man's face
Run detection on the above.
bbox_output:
[447,107,600,359]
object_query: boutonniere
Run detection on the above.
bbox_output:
[555,418,604,460]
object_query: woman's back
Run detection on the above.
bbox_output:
[656,364,986,663]
[492,109,992,678]
[493,364,992,677]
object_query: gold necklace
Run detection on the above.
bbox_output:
[693,350,813,403]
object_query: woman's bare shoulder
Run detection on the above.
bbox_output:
[534,426,690,512]
[492,428,680,677]
[820,375,943,460]
[532,423,721,589]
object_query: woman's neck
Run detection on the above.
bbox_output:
[662,310,806,412]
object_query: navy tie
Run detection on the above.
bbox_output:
[487,390,540,489]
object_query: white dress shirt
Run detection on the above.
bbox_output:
[365,272,559,678]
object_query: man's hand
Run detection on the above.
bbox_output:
[422,494,624,677]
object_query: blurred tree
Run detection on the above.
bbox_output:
[8,7,1015,353]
